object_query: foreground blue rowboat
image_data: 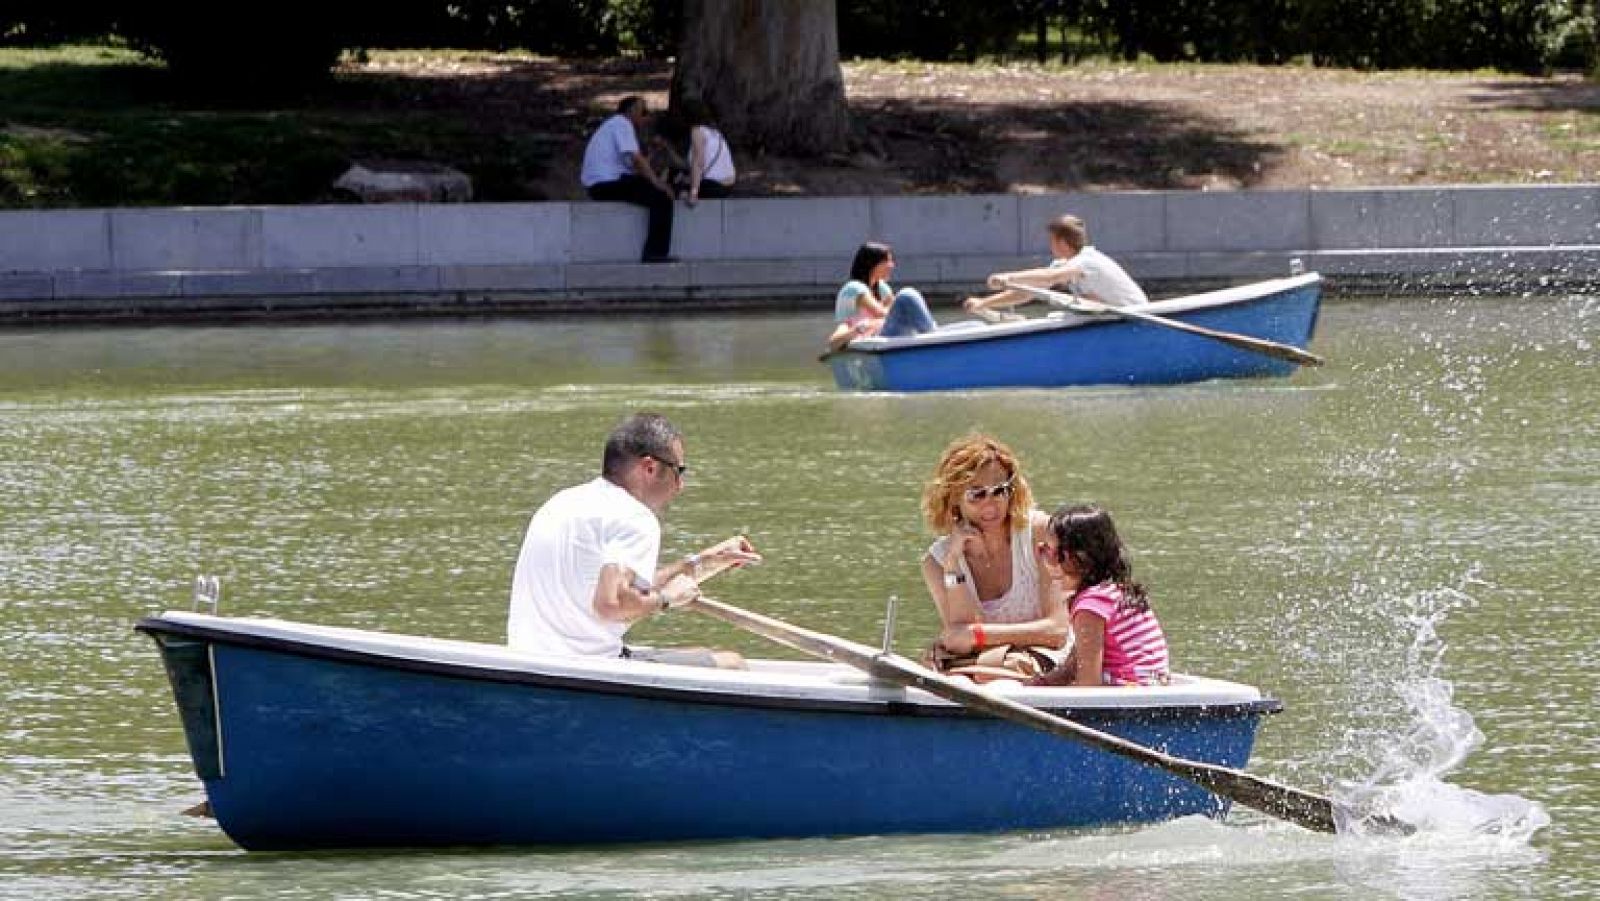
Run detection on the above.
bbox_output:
[139,612,1281,850]
[828,273,1323,392]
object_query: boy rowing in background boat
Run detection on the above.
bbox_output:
[963,214,1147,323]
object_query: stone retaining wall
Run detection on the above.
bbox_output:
[1,185,1595,322]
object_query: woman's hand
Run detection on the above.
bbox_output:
[939,623,979,655]
[948,520,981,557]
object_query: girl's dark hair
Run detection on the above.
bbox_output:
[848,242,893,287]
[1048,504,1149,611]
[678,97,714,127]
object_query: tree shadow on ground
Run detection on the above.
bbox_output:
[1461,77,1600,116]
[842,97,1283,193]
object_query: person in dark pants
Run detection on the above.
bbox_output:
[581,96,677,263]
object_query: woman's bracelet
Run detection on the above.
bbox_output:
[971,622,987,649]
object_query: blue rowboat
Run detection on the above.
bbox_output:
[138,611,1281,850]
[827,273,1323,392]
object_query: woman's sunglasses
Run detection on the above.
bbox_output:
[963,476,1014,503]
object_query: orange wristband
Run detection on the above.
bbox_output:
[971,623,987,649]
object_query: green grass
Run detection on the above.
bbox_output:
[0,45,560,208]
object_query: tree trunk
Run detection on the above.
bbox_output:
[672,0,849,157]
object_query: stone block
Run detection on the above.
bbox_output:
[0,210,110,271]
[1166,191,1310,251]
[1017,192,1167,253]
[333,161,471,203]
[181,270,318,297]
[674,200,726,260]
[721,197,870,259]
[1451,185,1599,246]
[1371,189,1454,248]
[313,266,442,294]
[54,271,183,298]
[110,208,262,271]
[938,255,1037,284]
[870,194,1019,256]
[1309,190,1380,250]
[0,273,54,300]
[567,261,692,290]
[262,206,420,268]
[888,255,940,284]
[1184,251,1300,279]
[1117,252,1189,281]
[439,265,566,292]
[570,203,648,263]
[419,203,570,266]
[687,259,825,288]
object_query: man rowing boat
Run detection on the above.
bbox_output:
[963,214,1147,322]
[507,411,760,666]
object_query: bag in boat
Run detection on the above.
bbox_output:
[924,642,1060,684]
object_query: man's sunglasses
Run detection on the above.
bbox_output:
[963,476,1014,503]
[649,455,687,479]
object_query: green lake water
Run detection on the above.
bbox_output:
[0,296,1595,899]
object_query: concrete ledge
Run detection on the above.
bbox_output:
[0,184,1594,322]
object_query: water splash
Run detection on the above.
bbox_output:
[1330,580,1550,841]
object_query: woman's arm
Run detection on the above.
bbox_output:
[687,127,707,204]
[857,286,890,318]
[943,611,1069,652]
[943,511,1069,650]
[921,549,979,628]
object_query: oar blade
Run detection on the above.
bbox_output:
[1177,763,1339,833]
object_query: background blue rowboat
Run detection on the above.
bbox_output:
[828,273,1323,392]
[139,612,1281,850]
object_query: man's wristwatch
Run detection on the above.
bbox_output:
[943,570,967,588]
[685,553,702,576]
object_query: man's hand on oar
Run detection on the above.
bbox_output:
[689,534,762,584]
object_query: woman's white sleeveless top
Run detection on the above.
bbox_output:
[926,518,1043,624]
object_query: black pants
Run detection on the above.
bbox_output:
[696,180,732,200]
[588,176,674,261]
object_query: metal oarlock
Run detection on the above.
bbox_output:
[881,594,898,655]
[192,575,221,614]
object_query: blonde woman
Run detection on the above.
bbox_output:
[919,434,1070,672]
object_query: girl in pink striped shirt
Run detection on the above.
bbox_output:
[1027,504,1170,687]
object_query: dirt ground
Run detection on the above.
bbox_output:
[348,53,1600,201]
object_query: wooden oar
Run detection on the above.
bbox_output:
[999,280,1325,368]
[685,592,1346,834]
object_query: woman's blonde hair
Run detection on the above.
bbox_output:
[920,433,1033,534]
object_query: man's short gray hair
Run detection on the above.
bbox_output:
[602,412,682,480]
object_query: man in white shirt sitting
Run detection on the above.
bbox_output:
[580,96,678,264]
[963,214,1148,321]
[507,412,760,665]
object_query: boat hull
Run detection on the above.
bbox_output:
[140,613,1279,850]
[829,274,1323,392]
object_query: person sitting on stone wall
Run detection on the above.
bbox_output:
[581,96,678,264]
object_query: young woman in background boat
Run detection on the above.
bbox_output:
[1027,504,1170,687]
[827,242,938,350]
[919,435,1070,673]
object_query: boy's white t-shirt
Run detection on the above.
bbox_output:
[1052,246,1148,306]
[580,114,640,187]
[508,477,660,657]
